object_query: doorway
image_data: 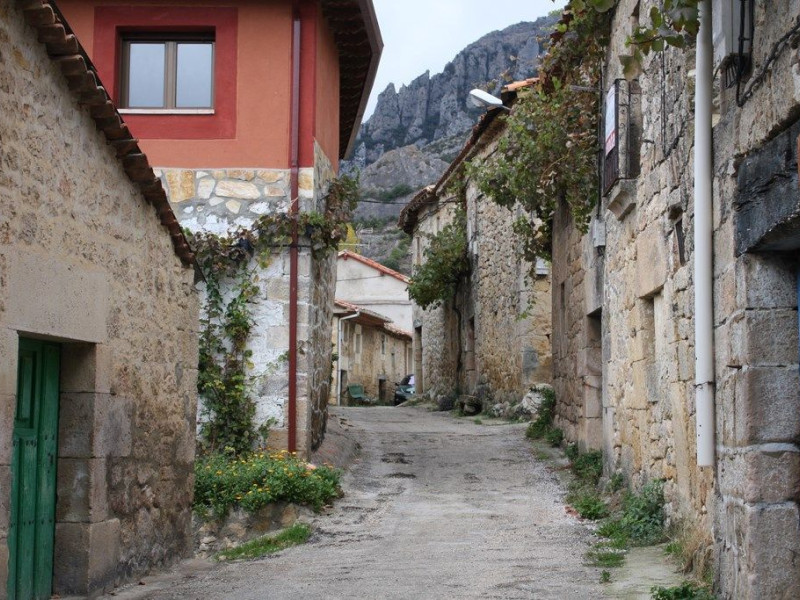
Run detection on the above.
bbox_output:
[8,339,60,600]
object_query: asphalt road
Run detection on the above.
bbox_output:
[113,406,607,599]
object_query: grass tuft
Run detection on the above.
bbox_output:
[215,523,311,561]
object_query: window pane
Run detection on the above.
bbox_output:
[127,43,165,107]
[176,43,213,108]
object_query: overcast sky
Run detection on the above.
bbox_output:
[364,0,567,118]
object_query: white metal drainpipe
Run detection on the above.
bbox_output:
[695,0,716,467]
[337,311,360,404]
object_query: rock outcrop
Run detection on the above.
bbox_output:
[345,17,556,226]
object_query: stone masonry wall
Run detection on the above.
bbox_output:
[710,1,800,596]
[161,142,337,457]
[466,145,552,403]
[602,0,713,560]
[552,201,605,452]
[338,323,410,403]
[0,2,198,594]
[412,202,460,398]
[553,1,800,596]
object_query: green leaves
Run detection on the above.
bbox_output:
[623,0,700,73]
[190,174,359,457]
[407,208,469,310]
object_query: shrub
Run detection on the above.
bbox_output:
[194,450,341,519]
[545,427,564,447]
[620,480,666,546]
[525,392,556,439]
[570,489,609,520]
[597,480,666,547]
[572,450,603,486]
[651,582,715,600]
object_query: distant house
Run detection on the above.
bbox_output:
[336,250,413,331]
[399,81,552,407]
[1,2,197,596]
[331,301,412,405]
[58,0,383,455]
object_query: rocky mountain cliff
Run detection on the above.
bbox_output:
[343,16,557,268]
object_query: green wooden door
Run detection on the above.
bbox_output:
[8,339,60,600]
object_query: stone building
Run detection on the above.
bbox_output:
[58,0,383,456]
[331,300,412,405]
[550,1,800,597]
[400,86,552,406]
[0,2,198,596]
[336,250,413,331]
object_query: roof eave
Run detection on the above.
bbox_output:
[341,0,382,159]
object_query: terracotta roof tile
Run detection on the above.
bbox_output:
[25,0,195,269]
[338,250,410,283]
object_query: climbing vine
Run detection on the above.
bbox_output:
[468,6,610,273]
[189,175,359,456]
[407,207,469,310]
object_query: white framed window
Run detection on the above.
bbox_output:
[120,34,214,111]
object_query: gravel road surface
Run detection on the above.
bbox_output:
[108,406,608,599]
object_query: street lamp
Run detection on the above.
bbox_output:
[467,88,510,111]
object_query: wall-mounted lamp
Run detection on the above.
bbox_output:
[467,88,510,111]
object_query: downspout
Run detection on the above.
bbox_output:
[694,0,715,467]
[337,311,361,403]
[288,2,301,453]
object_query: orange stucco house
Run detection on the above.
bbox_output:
[58,0,383,456]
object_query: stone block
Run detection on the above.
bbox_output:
[734,367,800,444]
[0,466,10,534]
[53,519,120,596]
[60,343,112,394]
[56,458,108,523]
[745,503,800,600]
[2,249,109,343]
[719,448,800,504]
[164,170,195,204]
[736,254,797,310]
[87,518,120,590]
[0,328,18,396]
[53,522,89,594]
[635,226,667,298]
[0,395,14,465]
[59,393,132,459]
[215,180,260,200]
[730,309,798,367]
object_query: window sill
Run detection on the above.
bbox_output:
[118,108,215,115]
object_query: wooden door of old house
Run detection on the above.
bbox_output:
[8,339,60,600]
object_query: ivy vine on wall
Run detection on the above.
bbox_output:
[188,175,359,456]
[406,207,469,311]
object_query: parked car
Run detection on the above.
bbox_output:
[394,374,415,405]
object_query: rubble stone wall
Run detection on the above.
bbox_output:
[337,323,410,403]
[710,1,800,596]
[411,203,460,398]
[466,147,552,403]
[162,141,337,457]
[0,3,198,594]
[552,1,800,597]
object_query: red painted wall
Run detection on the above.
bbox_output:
[58,0,342,170]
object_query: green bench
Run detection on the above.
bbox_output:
[347,383,372,406]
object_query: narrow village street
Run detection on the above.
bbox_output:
[111,406,610,599]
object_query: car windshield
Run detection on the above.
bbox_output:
[407,374,415,386]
